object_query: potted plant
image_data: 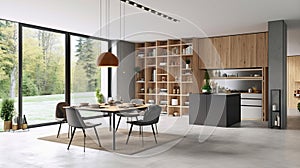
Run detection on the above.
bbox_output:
[96,88,105,104]
[0,98,15,131]
[185,59,191,69]
[202,70,211,93]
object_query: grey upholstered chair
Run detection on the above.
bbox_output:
[56,102,71,138]
[116,99,144,131]
[126,105,161,145]
[66,107,102,152]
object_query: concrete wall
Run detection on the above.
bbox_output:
[114,40,135,102]
[268,20,287,129]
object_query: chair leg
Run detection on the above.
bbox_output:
[67,127,76,150]
[139,126,141,135]
[155,123,158,135]
[141,126,144,147]
[57,122,62,138]
[151,124,157,144]
[116,116,122,131]
[126,124,133,144]
[68,126,71,138]
[94,127,101,147]
[82,129,86,152]
[109,113,112,131]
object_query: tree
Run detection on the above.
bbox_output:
[74,38,99,92]
[0,20,18,99]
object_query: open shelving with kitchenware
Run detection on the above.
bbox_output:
[135,39,200,116]
[201,67,268,121]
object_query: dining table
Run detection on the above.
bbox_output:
[75,103,149,150]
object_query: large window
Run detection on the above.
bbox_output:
[70,35,108,104]
[0,20,18,131]
[22,27,65,125]
[0,19,111,130]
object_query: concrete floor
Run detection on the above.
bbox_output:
[1,114,300,168]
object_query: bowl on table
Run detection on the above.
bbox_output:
[79,103,89,106]
[89,104,100,108]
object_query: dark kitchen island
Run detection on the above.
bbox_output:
[189,93,241,127]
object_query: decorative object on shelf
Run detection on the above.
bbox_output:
[171,99,178,106]
[134,66,141,80]
[173,111,179,117]
[12,114,18,131]
[22,115,28,130]
[95,88,105,103]
[297,102,300,112]
[185,59,191,69]
[202,70,211,93]
[0,98,14,131]
[270,89,281,129]
[272,104,277,111]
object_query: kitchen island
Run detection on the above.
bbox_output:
[189,93,241,127]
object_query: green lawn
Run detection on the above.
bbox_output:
[0,92,97,131]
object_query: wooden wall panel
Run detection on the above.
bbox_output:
[256,33,268,67]
[211,36,230,68]
[287,56,300,108]
[229,35,242,68]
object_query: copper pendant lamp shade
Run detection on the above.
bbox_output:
[96,52,119,67]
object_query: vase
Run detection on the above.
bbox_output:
[3,121,12,132]
[186,64,189,69]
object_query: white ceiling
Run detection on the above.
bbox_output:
[0,0,300,55]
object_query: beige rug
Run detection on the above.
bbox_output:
[38,127,181,155]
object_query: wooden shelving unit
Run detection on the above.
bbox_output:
[135,39,199,116]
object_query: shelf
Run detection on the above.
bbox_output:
[182,54,193,57]
[168,105,181,108]
[169,94,181,96]
[157,55,168,58]
[136,81,145,83]
[181,94,190,97]
[182,73,192,76]
[157,81,168,84]
[145,56,156,59]
[168,55,180,57]
[169,65,181,67]
[137,93,145,95]
[182,81,193,84]
[168,81,181,83]
[210,77,263,80]
[146,93,156,96]
[146,65,156,67]
[181,106,189,108]
[157,74,168,76]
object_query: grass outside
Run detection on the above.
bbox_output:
[0,92,97,131]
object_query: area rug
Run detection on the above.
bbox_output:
[38,127,182,155]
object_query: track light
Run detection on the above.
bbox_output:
[120,0,179,22]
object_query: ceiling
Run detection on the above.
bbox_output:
[0,0,300,55]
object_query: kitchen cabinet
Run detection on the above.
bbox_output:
[189,93,241,127]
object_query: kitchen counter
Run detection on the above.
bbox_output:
[189,93,241,127]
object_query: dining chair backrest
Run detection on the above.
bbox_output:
[66,107,86,128]
[130,99,144,105]
[56,102,69,119]
[143,105,161,123]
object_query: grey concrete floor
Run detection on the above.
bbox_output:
[1,115,300,168]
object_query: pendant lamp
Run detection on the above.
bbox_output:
[97,52,119,67]
[97,0,119,67]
